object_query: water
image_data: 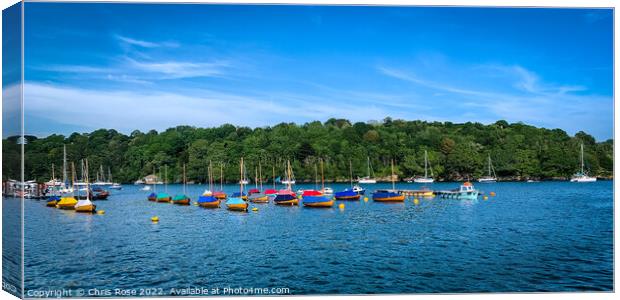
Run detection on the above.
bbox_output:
[14,181,613,295]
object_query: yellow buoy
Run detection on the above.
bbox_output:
[252,207,258,212]
[193,202,198,206]
[413,198,420,205]
[490,192,496,196]
[364,197,368,201]
[483,196,488,200]
[97,210,105,215]
[151,216,159,222]
[338,203,345,210]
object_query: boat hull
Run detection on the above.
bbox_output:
[303,199,334,207]
[226,202,248,211]
[414,178,434,183]
[172,199,191,205]
[373,193,405,202]
[249,196,269,203]
[75,204,96,213]
[157,197,171,203]
[335,195,361,200]
[199,200,220,208]
[274,199,299,206]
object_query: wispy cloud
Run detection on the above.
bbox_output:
[125,58,230,79]
[115,34,179,48]
[377,63,612,139]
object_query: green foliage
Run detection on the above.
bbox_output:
[5,119,613,182]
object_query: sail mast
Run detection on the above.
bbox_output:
[424,150,428,178]
[581,143,585,174]
[321,158,325,191]
[258,160,263,191]
[63,145,67,187]
[349,160,353,188]
[240,157,244,194]
[391,159,396,191]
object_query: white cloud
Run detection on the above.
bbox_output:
[115,35,178,48]
[125,58,229,79]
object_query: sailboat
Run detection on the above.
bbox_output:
[156,166,172,202]
[213,163,228,200]
[357,156,377,184]
[335,160,362,200]
[147,167,158,201]
[303,159,334,207]
[274,160,299,206]
[570,143,597,182]
[414,150,434,183]
[249,160,269,203]
[478,154,498,183]
[172,164,191,205]
[108,167,122,189]
[46,164,61,207]
[198,161,220,208]
[56,162,79,209]
[264,164,278,199]
[280,161,296,185]
[75,159,97,213]
[226,158,249,211]
[372,160,405,202]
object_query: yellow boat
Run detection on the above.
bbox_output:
[75,200,96,213]
[199,199,220,208]
[274,198,299,206]
[56,197,78,209]
[373,193,406,202]
[226,201,249,211]
[249,194,269,203]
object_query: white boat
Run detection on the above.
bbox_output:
[202,189,213,196]
[321,187,334,195]
[478,154,498,183]
[414,150,435,183]
[134,179,145,185]
[570,143,597,182]
[357,157,377,183]
[141,185,151,191]
[239,179,249,185]
[109,183,122,190]
[352,185,366,195]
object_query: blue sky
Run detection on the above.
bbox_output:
[20,3,613,140]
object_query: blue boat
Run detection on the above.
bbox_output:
[335,189,361,200]
[197,195,220,208]
[372,190,405,202]
[302,195,334,207]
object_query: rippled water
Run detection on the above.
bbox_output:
[14,181,613,295]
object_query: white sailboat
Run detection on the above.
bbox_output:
[280,162,296,185]
[570,143,597,182]
[478,154,498,183]
[414,150,434,183]
[357,156,377,184]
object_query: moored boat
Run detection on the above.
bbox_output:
[570,143,597,182]
[156,192,172,202]
[478,154,498,183]
[227,157,250,211]
[56,196,78,209]
[274,160,299,206]
[437,182,479,200]
[372,159,405,202]
[74,159,97,213]
[172,164,191,205]
[47,196,61,207]
[198,195,220,208]
[335,189,361,200]
[303,195,334,207]
[147,192,157,201]
[357,156,377,184]
[414,150,435,183]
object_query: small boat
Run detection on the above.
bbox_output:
[274,189,299,205]
[46,196,61,207]
[478,154,498,183]
[172,164,191,205]
[89,186,109,200]
[156,192,172,202]
[198,195,220,208]
[56,196,78,209]
[213,163,227,199]
[146,166,159,200]
[227,157,250,211]
[141,185,151,191]
[438,182,479,200]
[414,150,435,183]
[147,192,157,201]
[198,161,220,208]
[335,189,361,200]
[570,143,597,182]
[264,188,278,196]
[373,160,405,202]
[303,195,334,207]
[357,156,377,184]
[157,166,172,202]
[109,183,122,190]
[301,190,322,196]
[74,159,97,213]
[231,191,248,200]
[249,162,269,203]
[274,160,299,206]
[321,187,334,195]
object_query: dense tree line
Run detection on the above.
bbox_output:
[2,118,613,183]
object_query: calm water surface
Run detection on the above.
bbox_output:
[16,181,613,295]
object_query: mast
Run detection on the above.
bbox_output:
[71,162,75,197]
[320,158,325,191]
[51,164,55,182]
[424,150,428,178]
[272,165,276,189]
[391,159,396,191]
[240,157,244,194]
[258,160,263,191]
[349,160,353,188]
[314,164,318,190]
[488,155,492,177]
[581,143,585,174]
[255,166,258,189]
[220,163,224,191]
[367,156,371,178]
[108,167,112,183]
[85,159,90,201]
[63,145,67,187]
[286,160,292,191]
[183,164,186,195]
[164,165,168,193]
[154,166,157,192]
[209,160,213,191]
